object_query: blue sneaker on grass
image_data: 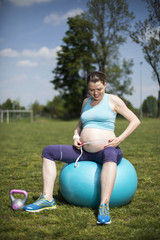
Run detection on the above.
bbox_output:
[25,195,56,212]
[97,204,111,225]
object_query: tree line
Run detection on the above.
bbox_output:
[0,96,158,119]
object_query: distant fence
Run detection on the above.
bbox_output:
[0,110,33,123]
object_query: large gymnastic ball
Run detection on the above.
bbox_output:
[59,158,138,208]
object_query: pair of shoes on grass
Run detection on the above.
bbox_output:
[25,196,111,225]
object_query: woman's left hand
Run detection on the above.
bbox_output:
[104,137,122,148]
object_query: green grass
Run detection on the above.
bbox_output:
[0,118,160,240]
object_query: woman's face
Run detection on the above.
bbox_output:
[88,80,106,101]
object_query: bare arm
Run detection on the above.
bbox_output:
[73,98,88,149]
[106,95,141,147]
[74,119,82,137]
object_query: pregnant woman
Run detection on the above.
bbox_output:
[25,71,141,225]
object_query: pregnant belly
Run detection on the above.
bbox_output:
[80,128,116,153]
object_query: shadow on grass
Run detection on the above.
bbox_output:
[55,190,69,206]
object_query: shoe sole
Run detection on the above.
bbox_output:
[25,205,57,212]
[97,220,111,225]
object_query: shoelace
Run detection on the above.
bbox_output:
[74,140,109,167]
[35,196,43,203]
[99,205,109,216]
[35,197,46,206]
[35,196,51,206]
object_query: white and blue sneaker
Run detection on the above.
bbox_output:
[97,204,111,225]
[25,195,56,212]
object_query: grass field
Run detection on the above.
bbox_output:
[0,118,160,240]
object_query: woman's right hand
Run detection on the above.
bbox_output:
[73,138,83,150]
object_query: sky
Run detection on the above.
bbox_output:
[0,0,159,109]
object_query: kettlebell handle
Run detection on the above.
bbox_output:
[10,189,28,196]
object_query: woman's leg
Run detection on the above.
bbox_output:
[100,146,122,204]
[42,158,57,201]
[25,145,82,212]
[97,147,122,224]
[41,145,82,201]
[100,161,117,204]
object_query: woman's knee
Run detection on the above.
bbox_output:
[42,145,55,161]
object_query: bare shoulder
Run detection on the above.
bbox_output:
[82,97,89,106]
[109,94,125,105]
[109,94,126,113]
[80,97,90,114]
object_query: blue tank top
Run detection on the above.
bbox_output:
[81,93,117,131]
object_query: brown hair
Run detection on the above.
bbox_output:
[87,71,106,85]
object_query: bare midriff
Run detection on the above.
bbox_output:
[80,128,116,153]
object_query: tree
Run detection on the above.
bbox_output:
[52,95,69,119]
[142,95,158,117]
[0,99,13,110]
[44,97,68,119]
[0,99,25,110]
[51,1,135,118]
[85,0,135,96]
[86,0,134,72]
[31,101,44,117]
[106,58,134,96]
[130,0,160,117]
[51,15,95,117]
[12,100,25,110]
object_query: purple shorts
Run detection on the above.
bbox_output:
[42,145,123,165]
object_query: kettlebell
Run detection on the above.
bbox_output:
[10,189,28,210]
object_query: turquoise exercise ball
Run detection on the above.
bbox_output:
[59,158,138,208]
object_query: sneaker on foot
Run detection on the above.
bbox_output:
[25,195,56,212]
[97,203,111,225]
